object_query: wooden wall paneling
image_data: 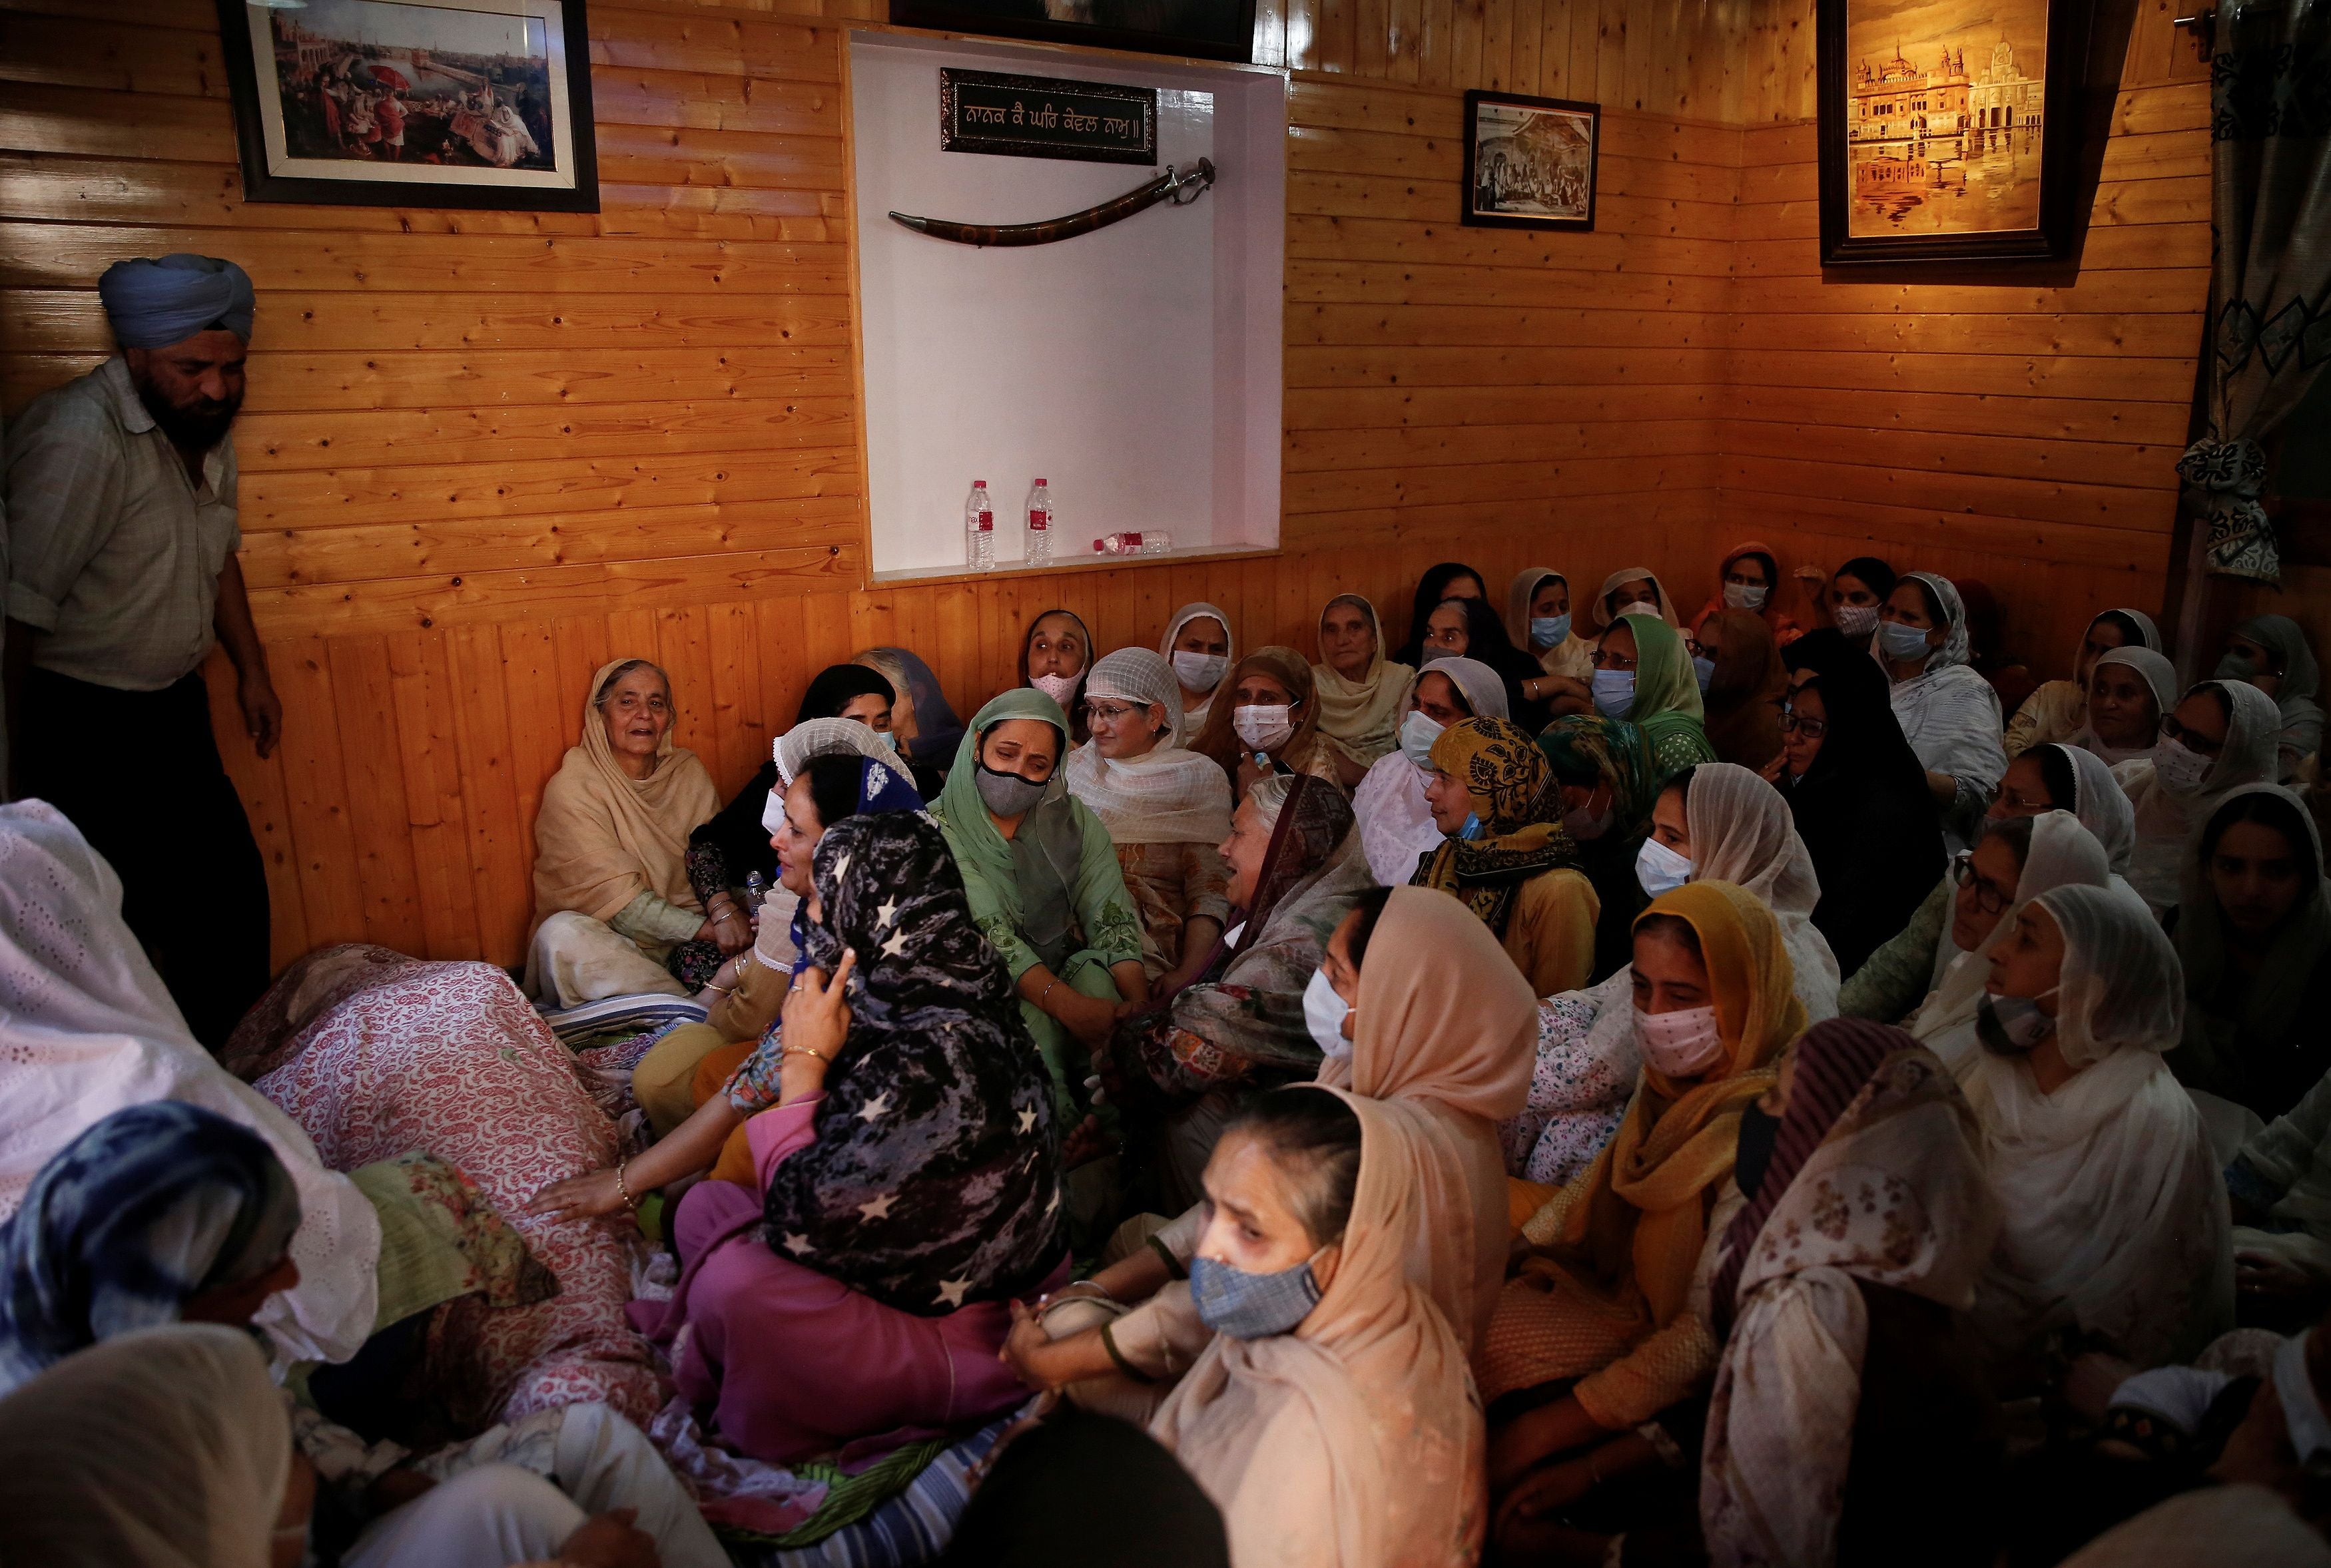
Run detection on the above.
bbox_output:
[444,625,533,966]
[320,637,428,955]
[201,651,310,968]
[384,630,486,961]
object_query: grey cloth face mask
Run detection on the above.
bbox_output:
[975,763,1049,818]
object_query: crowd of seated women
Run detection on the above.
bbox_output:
[3,543,2329,1568]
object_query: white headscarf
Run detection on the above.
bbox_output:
[1415,655,1509,721]
[0,1324,289,1568]
[1589,566,1680,630]
[2119,679,2286,913]
[1160,603,1236,728]
[1959,883,2231,1369]
[2049,744,2137,877]
[1682,762,1840,1021]
[0,802,380,1368]
[1067,649,1236,848]
[2075,647,2179,766]
[1875,571,1974,673]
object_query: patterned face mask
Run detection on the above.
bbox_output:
[1029,672,1078,706]
[1189,1250,1324,1339]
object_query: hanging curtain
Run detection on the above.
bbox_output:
[2175,0,2331,585]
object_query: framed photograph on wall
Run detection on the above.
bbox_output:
[1816,0,2086,264]
[889,0,1259,65]
[214,0,599,212]
[1461,91,1599,232]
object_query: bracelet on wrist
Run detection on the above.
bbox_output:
[613,1159,638,1213]
[782,1042,831,1064]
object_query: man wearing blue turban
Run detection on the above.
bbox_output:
[2,254,278,1049]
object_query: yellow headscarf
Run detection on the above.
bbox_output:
[1522,880,1804,1328]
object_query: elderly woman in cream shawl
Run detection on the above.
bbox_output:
[1067,649,1236,994]
[526,658,726,1008]
[1311,595,1415,787]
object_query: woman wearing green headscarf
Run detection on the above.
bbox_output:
[1588,611,1716,782]
[933,690,1149,1139]
[1538,714,1666,983]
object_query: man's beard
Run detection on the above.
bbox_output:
[136,381,240,451]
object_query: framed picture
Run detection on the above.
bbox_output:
[1461,91,1599,232]
[1816,0,2086,264]
[888,0,1259,66]
[214,0,599,212]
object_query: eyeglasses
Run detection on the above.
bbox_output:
[1949,851,2012,914]
[1779,710,1827,738]
[1589,649,1638,671]
[1085,701,1142,724]
[2161,714,2226,757]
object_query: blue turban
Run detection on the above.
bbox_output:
[97,254,256,348]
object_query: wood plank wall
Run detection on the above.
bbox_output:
[0,0,2212,970]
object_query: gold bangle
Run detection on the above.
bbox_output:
[613,1159,637,1213]
[782,1043,830,1064]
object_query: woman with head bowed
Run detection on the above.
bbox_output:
[1588,611,1716,784]
[1160,602,1235,734]
[1310,593,1415,786]
[2119,678,2286,913]
[1946,884,2232,1378]
[1870,572,2009,851]
[1391,560,1489,668]
[1417,716,1599,997]
[526,656,727,1007]
[1189,646,1345,800]
[1413,593,1554,732]
[641,812,1067,1463]
[1510,567,1594,684]
[1485,884,1804,1549]
[1022,607,1096,743]
[1068,649,1237,995]
[1536,712,1666,983]
[1107,775,1371,1208]
[2005,608,2164,758]
[1692,608,1789,774]
[1688,541,1803,651]
[2164,785,2331,1123]
[1588,566,1682,631]
[1353,655,1508,888]
[854,645,962,787]
[1778,629,1946,981]
[2214,614,2324,780]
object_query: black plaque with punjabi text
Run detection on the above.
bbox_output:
[939,69,1158,165]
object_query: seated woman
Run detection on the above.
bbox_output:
[1875,573,2008,852]
[2005,608,2164,758]
[1109,775,1369,1207]
[1415,593,1552,731]
[1589,611,1717,780]
[1390,560,1489,668]
[1066,648,1235,993]
[639,812,1067,1464]
[1146,1086,1487,1568]
[1587,565,1682,631]
[2227,1067,2331,1330]
[1355,655,1508,887]
[1779,629,1945,978]
[2121,678,2284,913]
[933,689,1148,1137]
[1945,884,2232,1378]
[1843,742,2135,1024]
[1310,593,1414,784]
[1189,646,1344,797]
[0,1103,723,1568]
[0,800,380,1372]
[1687,540,1804,649]
[1160,601,1235,734]
[1417,716,1598,997]
[1536,714,1668,983]
[2166,785,2331,1123]
[527,657,730,1007]
[1510,566,1594,685]
[1483,883,1804,1536]
[1692,607,1787,773]
[2216,613,2324,780]
[854,645,962,788]
[1693,1021,2001,1568]
[1792,554,1895,641]
[1022,607,1094,743]
[691,662,903,903]
[2075,645,2178,768]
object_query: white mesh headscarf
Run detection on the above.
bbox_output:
[2051,744,2137,875]
[1065,649,1233,848]
[773,717,892,788]
[1911,810,2112,1059]
[0,801,380,1366]
[2033,881,2184,1070]
[1085,648,1187,748]
[1415,656,1509,722]
[1680,762,1839,1020]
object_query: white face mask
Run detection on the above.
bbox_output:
[1173,651,1228,692]
[1029,672,1078,706]
[1233,704,1294,753]
[1612,599,1660,622]
[1399,710,1444,771]
[1636,836,1692,898]
[2151,735,2214,798]
[1303,967,1353,1059]
[1634,1003,1727,1078]
[1879,620,1934,664]
[1835,603,1879,640]
[1723,581,1770,611]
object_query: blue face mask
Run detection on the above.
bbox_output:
[1691,653,1716,693]
[1530,614,1571,649]
[1591,668,1636,719]
[1189,1252,1324,1340]
[1398,710,1443,771]
[1879,620,1933,663]
[1459,812,1485,840]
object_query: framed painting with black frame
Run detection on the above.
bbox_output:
[1816,0,2087,264]
[214,0,599,213]
[889,0,1259,65]
[1460,90,1599,232]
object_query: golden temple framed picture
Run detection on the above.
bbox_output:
[1816,0,2085,264]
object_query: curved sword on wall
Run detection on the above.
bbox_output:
[888,158,1217,248]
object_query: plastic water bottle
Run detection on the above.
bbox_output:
[1091,531,1173,556]
[965,480,995,571]
[742,871,766,915]
[1024,478,1054,567]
